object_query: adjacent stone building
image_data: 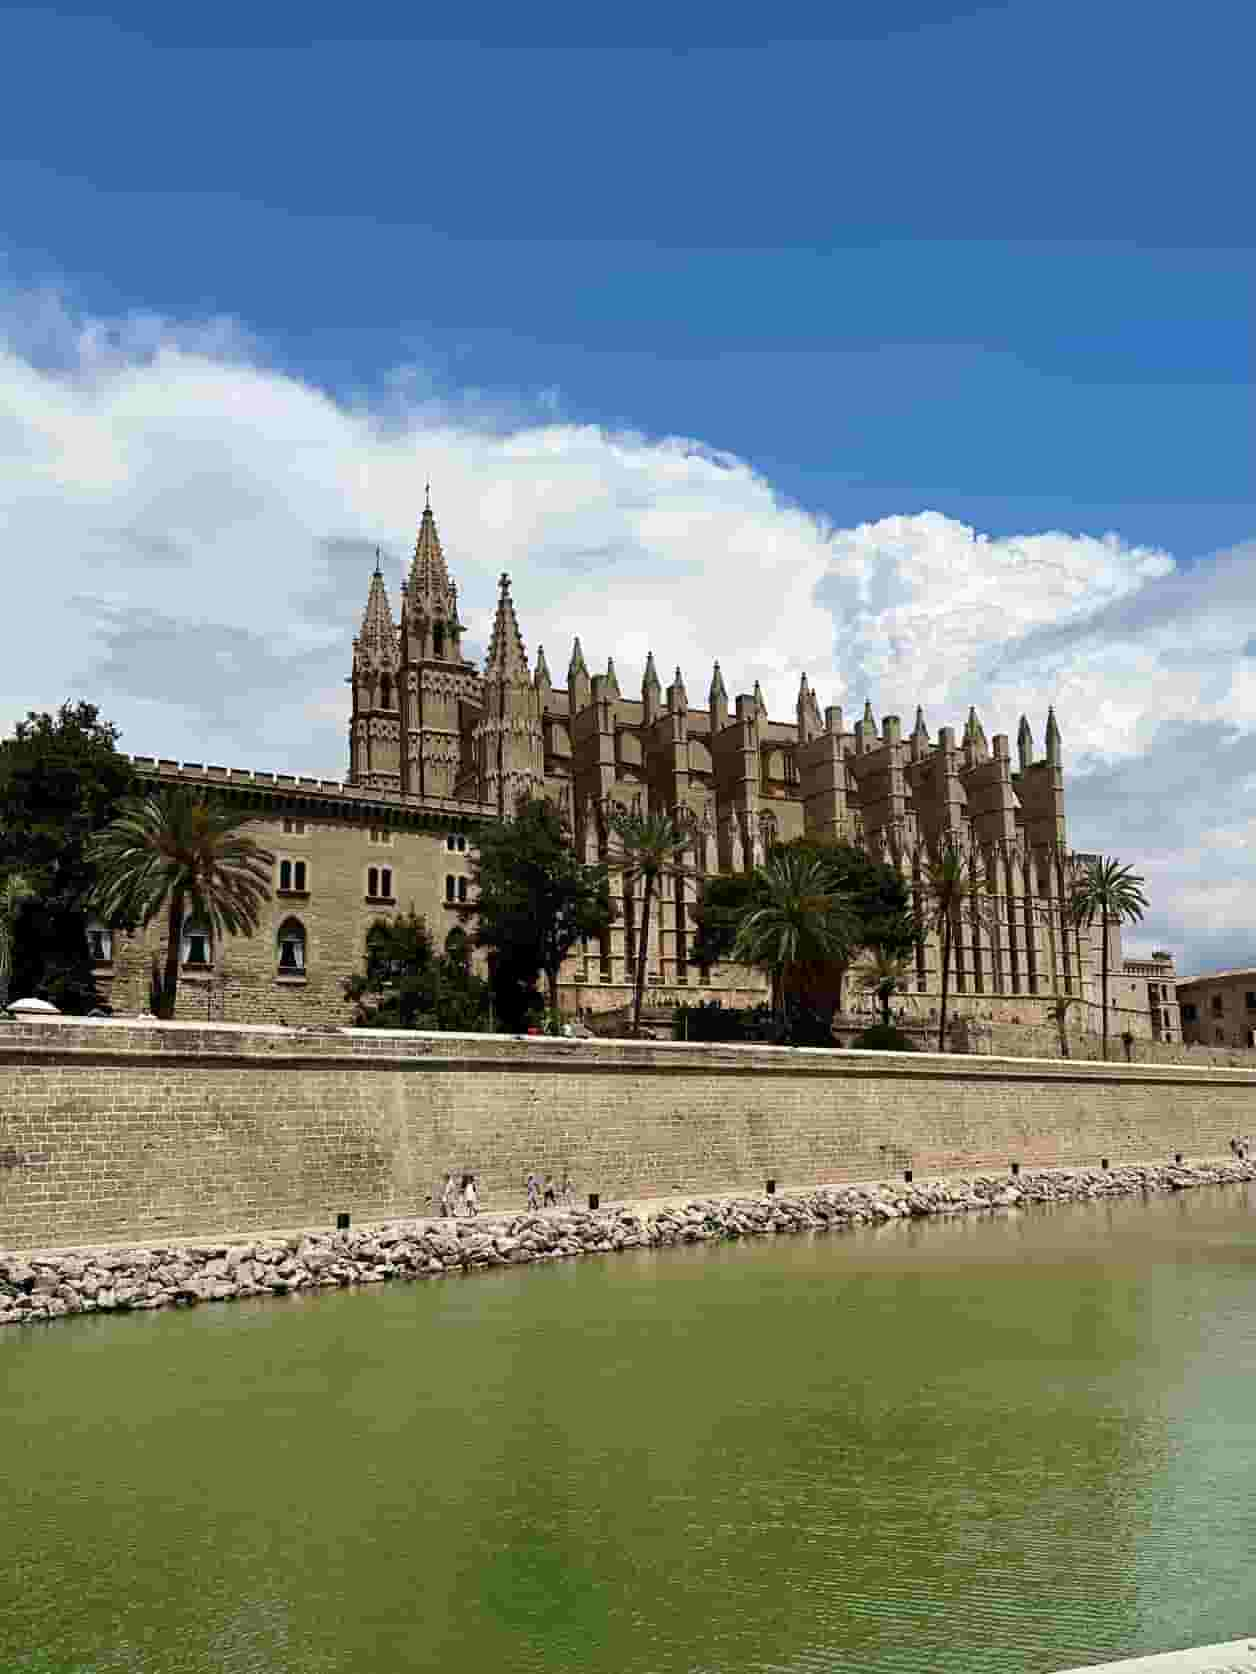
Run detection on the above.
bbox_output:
[89,496,1171,1037]
[1176,969,1256,1048]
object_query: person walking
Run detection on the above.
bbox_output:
[439,1173,456,1218]
[543,1174,557,1208]
[463,1174,479,1217]
[526,1171,541,1211]
[560,1170,572,1208]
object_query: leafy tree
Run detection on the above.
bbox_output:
[853,950,913,1027]
[0,873,35,1010]
[1071,856,1149,1061]
[87,789,274,1019]
[606,807,687,1033]
[688,836,912,1011]
[466,798,613,1027]
[730,849,858,1018]
[919,836,990,1053]
[344,913,490,1030]
[0,702,138,1011]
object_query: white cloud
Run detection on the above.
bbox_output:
[1,290,1253,975]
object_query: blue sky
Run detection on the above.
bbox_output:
[0,1,1253,971]
[3,0,1251,553]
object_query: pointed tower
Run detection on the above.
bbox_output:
[475,573,544,815]
[349,553,402,790]
[1045,706,1062,766]
[667,665,688,714]
[709,661,729,731]
[534,644,553,709]
[1017,715,1034,772]
[394,491,477,799]
[567,637,591,713]
[604,657,621,699]
[642,651,661,724]
[796,674,821,744]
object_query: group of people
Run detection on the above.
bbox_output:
[438,1173,479,1218]
[526,1170,572,1211]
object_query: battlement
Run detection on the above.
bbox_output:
[128,757,492,821]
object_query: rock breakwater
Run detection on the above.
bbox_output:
[4,1159,1253,1328]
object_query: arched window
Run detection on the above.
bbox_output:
[86,919,112,964]
[433,623,444,658]
[380,673,392,710]
[277,918,306,974]
[279,858,292,891]
[181,919,212,968]
[380,866,393,899]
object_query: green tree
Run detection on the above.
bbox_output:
[466,798,613,1028]
[853,950,913,1027]
[87,789,274,1020]
[1071,856,1149,1061]
[344,913,490,1031]
[919,836,990,1053]
[687,836,912,1013]
[0,873,36,1010]
[730,849,858,1019]
[606,807,686,1033]
[0,702,138,1011]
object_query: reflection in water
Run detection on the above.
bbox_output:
[3,1187,1254,1674]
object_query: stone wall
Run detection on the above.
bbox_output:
[3,1017,1255,1251]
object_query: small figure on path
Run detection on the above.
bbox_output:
[560,1170,573,1207]
[463,1174,479,1217]
[439,1173,456,1218]
[526,1171,541,1211]
[543,1174,557,1208]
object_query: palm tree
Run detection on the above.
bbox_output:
[87,789,274,1020]
[607,807,686,1033]
[0,873,36,1010]
[1070,856,1148,1061]
[731,849,857,1021]
[853,950,913,1028]
[919,836,989,1053]
[1047,994,1078,1059]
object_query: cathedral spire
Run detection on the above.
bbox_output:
[668,664,688,713]
[1045,705,1061,766]
[1017,714,1034,771]
[355,563,397,664]
[534,644,553,703]
[642,650,661,723]
[709,660,729,730]
[408,492,453,607]
[567,636,591,711]
[604,657,621,699]
[913,704,928,741]
[484,573,531,681]
[568,636,588,681]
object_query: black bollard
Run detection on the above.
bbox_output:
[1010,1161,1020,1178]
[766,1179,776,1196]
[1101,1158,1110,1170]
[904,1169,913,1184]
[1175,1153,1183,1165]
[588,1192,600,1211]
[336,1212,351,1231]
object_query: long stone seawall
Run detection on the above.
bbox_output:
[3,1018,1256,1251]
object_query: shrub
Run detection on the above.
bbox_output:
[849,1023,918,1052]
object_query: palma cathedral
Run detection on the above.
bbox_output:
[98,495,1178,1043]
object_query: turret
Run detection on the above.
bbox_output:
[474,572,544,814]
[1045,706,1061,766]
[642,650,661,724]
[534,644,553,708]
[348,554,401,789]
[709,661,729,731]
[604,657,621,700]
[667,665,688,714]
[1017,714,1034,772]
[568,637,591,712]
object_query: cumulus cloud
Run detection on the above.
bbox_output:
[1,291,1253,974]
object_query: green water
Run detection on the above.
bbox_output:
[4,1190,1256,1674]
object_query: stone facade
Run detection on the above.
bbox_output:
[2,1018,1254,1251]
[1177,967,1256,1048]
[89,496,1169,1036]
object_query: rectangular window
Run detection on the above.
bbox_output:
[445,875,456,903]
[369,827,392,846]
[186,933,209,967]
[293,861,307,892]
[1181,1003,1197,1023]
[457,876,468,903]
[381,867,393,899]
[282,818,306,835]
[279,859,292,891]
[1245,992,1256,1010]
[368,867,379,898]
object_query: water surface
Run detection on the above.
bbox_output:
[4,1188,1256,1674]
